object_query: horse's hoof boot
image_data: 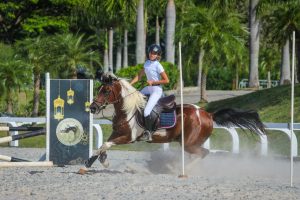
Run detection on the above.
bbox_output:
[78,167,88,175]
[141,131,152,141]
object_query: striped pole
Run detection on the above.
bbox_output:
[0,129,45,144]
[0,126,43,131]
[0,155,30,162]
[0,161,53,167]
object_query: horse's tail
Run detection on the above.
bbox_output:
[212,108,266,135]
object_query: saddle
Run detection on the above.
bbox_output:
[136,95,177,130]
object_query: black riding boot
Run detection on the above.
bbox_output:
[143,115,155,142]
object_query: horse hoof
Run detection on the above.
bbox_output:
[98,153,107,163]
[78,167,88,175]
[101,160,109,168]
[178,174,188,179]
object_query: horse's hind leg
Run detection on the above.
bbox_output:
[184,145,209,171]
[185,145,209,158]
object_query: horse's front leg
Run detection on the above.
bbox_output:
[78,135,130,174]
[83,141,115,169]
[94,141,115,168]
[78,142,114,174]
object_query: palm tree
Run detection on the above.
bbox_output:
[0,43,32,114]
[15,36,56,116]
[165,0,176,64]
[146,0,167,46]
[136,0,145,64]
[259,0,300,85]
[178,3,247,102]
[51,33,96,79]
[79,0,112,73]
[249,0,260,88]
[104,0,137,69]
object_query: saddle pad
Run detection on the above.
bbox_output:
[158,111,176,129]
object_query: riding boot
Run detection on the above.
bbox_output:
[143,115,155,142]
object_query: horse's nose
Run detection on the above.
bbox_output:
[90,105,96,114]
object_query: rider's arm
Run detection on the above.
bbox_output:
[130,69,145,85]
[147,71,169,86]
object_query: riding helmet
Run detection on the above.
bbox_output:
[148,44,162,55]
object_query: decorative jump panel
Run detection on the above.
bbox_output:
[48,79,92,165]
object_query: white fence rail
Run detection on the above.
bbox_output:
[1,117,299,157]
[239,79,279,89]
[202,123,300,157]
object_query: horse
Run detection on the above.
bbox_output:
[78,73,266,174]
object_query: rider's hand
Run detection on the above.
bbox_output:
[147,80,154,86]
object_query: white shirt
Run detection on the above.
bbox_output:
[143,60,164,82]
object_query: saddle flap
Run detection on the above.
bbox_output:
[136,110,176,130]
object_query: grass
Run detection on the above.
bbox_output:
[205,84,300,156]
[1,84,299,156]
[205,84,300,122]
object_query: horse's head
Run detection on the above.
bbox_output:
[90,72,121,114]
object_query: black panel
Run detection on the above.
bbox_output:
[49,80,90,165]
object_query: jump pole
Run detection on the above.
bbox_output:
[0,155,30,162]
[178,41,187,178]
[0,161,53,167]
[0,129,46,144]
[290,31,295,187]
[0,128,52,167]
[0,126,44,131]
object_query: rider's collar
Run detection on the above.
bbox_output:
[148,59,157,62]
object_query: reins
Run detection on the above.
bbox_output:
[92,81,140,125]
[93,88,139,110]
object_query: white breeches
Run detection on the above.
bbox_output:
[140,86,163,117]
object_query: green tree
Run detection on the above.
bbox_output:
[51,33,97,79]
[15,36,56,116]
[178,2,247,101]
[0,43,32,114]
[259,0,300,85]
[104,0,138,70]
[0,0,78,43]
[146,0,167,46]
[105,0,137,68]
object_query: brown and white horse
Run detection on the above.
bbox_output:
[78,73,265,174]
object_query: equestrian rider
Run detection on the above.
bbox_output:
[130,44,170,141]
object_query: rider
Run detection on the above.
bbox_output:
[130,44,170,141]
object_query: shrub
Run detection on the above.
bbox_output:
[207,67,234,90]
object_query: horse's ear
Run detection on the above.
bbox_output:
[95,68,104,81]
[101,75,110,84]
[97,71,119,85]
[106,72,119,82]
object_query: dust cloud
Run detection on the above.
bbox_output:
[146,148,296,181]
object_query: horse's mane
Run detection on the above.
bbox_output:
[119,79,146,115]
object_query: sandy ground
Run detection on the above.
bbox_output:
[0,147,300,200]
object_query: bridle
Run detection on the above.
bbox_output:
[91,81,139,114]
[91,80,140,126]
[92,83,120,113]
